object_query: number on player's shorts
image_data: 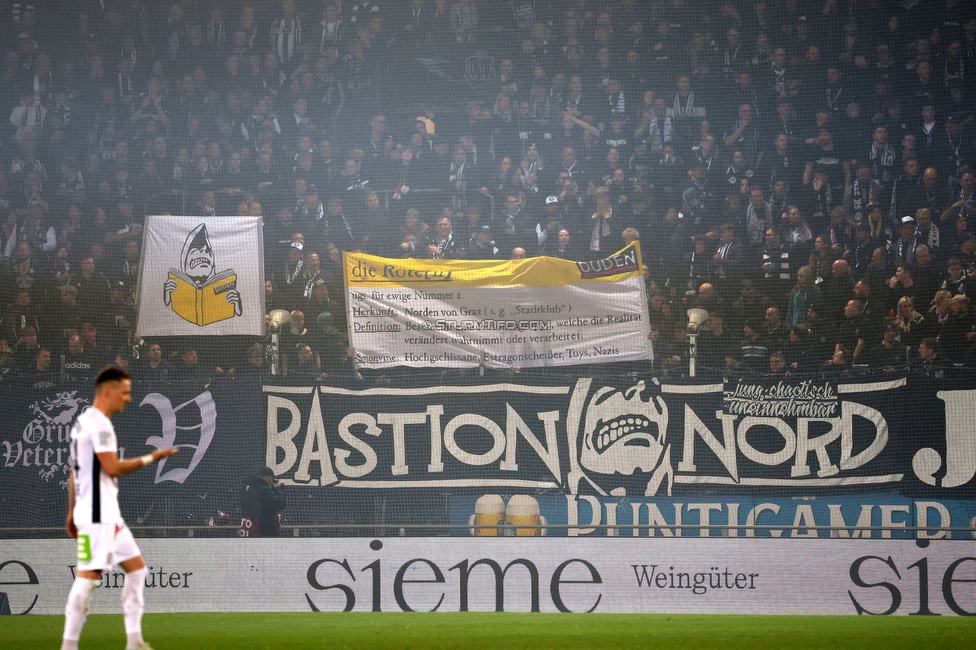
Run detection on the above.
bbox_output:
[77,534,92,562]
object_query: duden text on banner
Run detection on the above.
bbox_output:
[344,244,651,369]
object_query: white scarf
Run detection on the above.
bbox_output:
[590,207,612,251]
[671,91,695,117]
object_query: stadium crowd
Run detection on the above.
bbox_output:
[1,0,976,384]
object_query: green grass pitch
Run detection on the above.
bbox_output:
[3,613,975,649]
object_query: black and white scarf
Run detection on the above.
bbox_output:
[645,115,671,151]
[850,179,870,222]
[746,201,772,244]
[207,20,226,49]
[117,73,134,102]
[771,65,787,92]
[671,91,695,117]
[320,19,344,51]
[767,152,790,190]
[893,237,916,266]
[869,143,895,186]
[590,208,612,252]
[957,188,975,219]
[302,270,321,298]
[270,17,302,63]
[813,184,833,220]
[923,187,940,213]
[948,133,965,171]
[825,85,843,112]
[723,43,741,72]
[284,258,304,285]
[915,225,940,251]
[436,232,454,254]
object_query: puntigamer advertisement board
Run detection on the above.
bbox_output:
[1,538,974,615]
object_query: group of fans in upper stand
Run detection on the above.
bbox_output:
[1,0,975,381]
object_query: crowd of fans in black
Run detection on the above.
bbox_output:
[1,0,976,387]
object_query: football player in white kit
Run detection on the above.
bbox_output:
[62,367,178,650]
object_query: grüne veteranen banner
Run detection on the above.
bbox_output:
[343,244,651,370]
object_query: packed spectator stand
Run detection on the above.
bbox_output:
[1,0,976,386]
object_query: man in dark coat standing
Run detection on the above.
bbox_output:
[240,467,287,537]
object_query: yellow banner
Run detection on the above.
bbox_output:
[343,243,644,289]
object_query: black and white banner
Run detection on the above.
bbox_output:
[2,377,975,531]
[0,379,264,529]
[136,216,264,336]
[264,378,976,499]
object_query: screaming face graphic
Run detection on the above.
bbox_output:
[182,224,215,286]
[571,380,673,496]
[163,221,242,325]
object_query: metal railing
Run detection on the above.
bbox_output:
[4,523,973,540]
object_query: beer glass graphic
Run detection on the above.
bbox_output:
[468,494,506,536]
[504,494,547,536]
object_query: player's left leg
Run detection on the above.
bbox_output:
[116,526,151,650]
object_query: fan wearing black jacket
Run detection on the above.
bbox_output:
[240,467,287,538]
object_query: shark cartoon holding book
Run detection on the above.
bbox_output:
[163,223,242,326]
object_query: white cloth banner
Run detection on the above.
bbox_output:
[344,244,651,369]
[136,216,264,336]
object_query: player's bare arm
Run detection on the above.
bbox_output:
[64,447,177,539]
[65,469,77,539]
[96,447,179,479]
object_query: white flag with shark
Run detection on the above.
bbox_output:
[136,216,265,336]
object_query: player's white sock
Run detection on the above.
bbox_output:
[122,567,148,648]
[62,576,98,650]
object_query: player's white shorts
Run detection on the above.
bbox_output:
[76,523,141,572]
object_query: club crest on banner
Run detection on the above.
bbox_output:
[568,379,673,498]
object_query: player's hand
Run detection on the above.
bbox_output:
[66,514,77,539]
[154,448,179,461]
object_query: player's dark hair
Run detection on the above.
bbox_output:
[95,366,131,387]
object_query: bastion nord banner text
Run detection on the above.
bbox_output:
[3,377,975,531]
[264,377,976,502]
[343,244,650,369]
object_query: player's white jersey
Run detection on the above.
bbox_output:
[69,407,122,526]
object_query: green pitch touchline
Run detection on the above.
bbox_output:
[4,612,976,650]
